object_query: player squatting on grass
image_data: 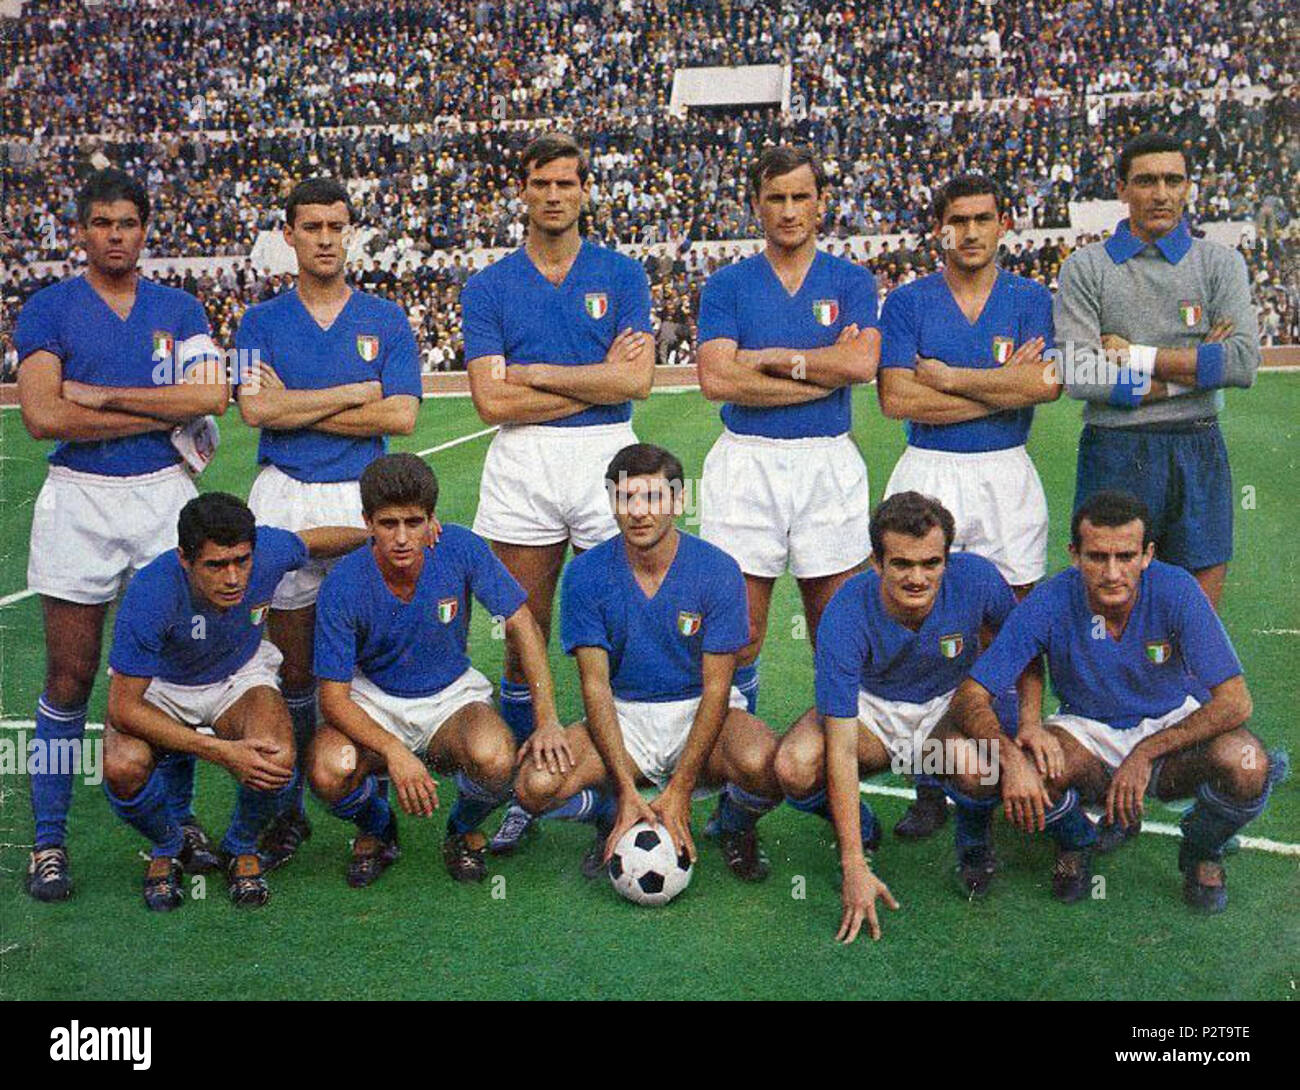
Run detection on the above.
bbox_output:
[12,135,1283,939]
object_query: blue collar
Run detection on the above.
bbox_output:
[1105,218,1193,265]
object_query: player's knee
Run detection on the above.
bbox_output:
[774,731,823,798]
[464,725,514,788]
[515,763,561,814]
[306,745,351,802]
[1209,730,1269,800]
[730,732,778,792]
[103,744,154,799]
[949,760,997,801]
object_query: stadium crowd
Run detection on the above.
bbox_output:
[0,0,1295,369]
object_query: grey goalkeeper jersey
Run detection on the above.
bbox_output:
[1054,219,1259,428]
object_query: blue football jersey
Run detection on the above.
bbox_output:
[880,270,1054,452]
[314,525,527,698]
[234,288,422,483]
[459,240,653,428]
[109,527,307,685]
[561,531,750,702]
[696,249,878,439]
[815,553,1017,716]
[970,561,1243,730]
[13,275,216,476]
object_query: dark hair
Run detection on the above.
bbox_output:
[869,492,955,560]
[519,133,589,185]
[285,177,354,226]
[76,168,149,226]
[748,145,826,197]
[933,173,1003,222]
[177,492,256,559]
[1071,490,1152,549]
[360,453,438,517]
[605,443,685,491]
[1118,133,1187,182]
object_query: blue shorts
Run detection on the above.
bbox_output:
[1073,422,1233,571]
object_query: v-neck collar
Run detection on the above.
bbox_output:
[81,272,143,324]
[874,572,942,638]
[940,267,1003,329]
[1075,568,1144,644]
[621,531,681,603]
[761,247,821,300]
[293,285,354,333]
[370,545,429,606]
[523,238,586,291]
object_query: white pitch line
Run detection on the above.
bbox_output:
[0,588,35,607]
[1253,628,1300,636]
[414,424,498,457]
[857,782,1300,857]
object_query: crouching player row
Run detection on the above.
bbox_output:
[104,493,368,909]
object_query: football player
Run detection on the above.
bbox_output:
[1056,133,1260,611]
[877,173,1059,838]
[15,168,228,901]
[695,145,880,721]
[235,177,422,869]
[951,490,1281,912]
[513,444,783,882]
[308,454,563,885]
[460,133,654,853]
[103,493,367,909]
[775,492,1031,941]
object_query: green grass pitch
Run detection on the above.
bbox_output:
[1,381,1296,1000]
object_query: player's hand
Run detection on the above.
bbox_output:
[1100,333,1130,355]
[1016,720,1065,782]
[387,747,439,816]
[649,784,696,864]
[1203,320,1234,344]
[519,720,574,775]
[219,738,294,791]
[62,380,107,409]
[603,327,650,367]
[914,356,955,392]
[604,790,660,863]
[1006,336,1046,368]
[837,860,900,944]
[1106,750,1152,829]
[350,380,384,404]
[837,322,861,342]
[1000,749,1052,832]
[251,362,284,392]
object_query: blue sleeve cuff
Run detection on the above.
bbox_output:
[1107,372,1146,408]
[1195,343,1225,388]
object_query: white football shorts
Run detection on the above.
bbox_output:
[883,444,1047,586]
[27,464,197,605]
[614,687,748,789]
[142,640,285,728]
[1047,695,1201,775]
[247,464,365,610]
[347,667,495,757]
[473,421,637,550]
[857,686,957,768]
[699,430,870,579]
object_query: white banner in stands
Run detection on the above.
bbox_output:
[669,65,791,112]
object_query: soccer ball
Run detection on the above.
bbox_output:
[608,822,692,906]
